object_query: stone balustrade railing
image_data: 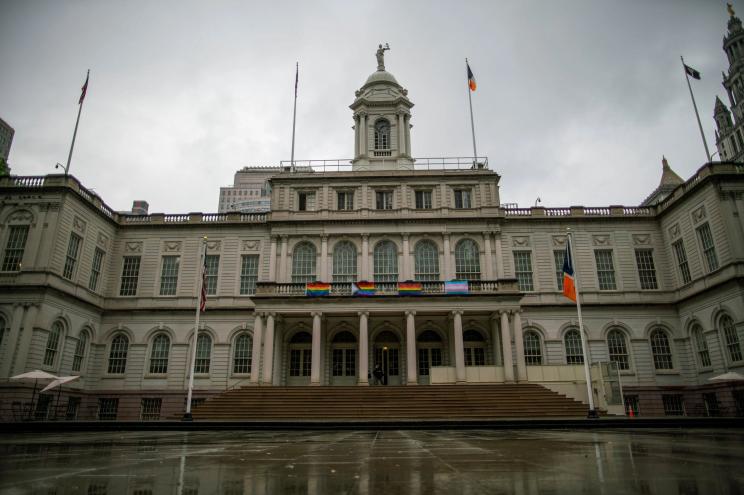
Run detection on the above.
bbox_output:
[254,279,519,297]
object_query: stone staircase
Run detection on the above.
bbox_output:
[188,384,589,420]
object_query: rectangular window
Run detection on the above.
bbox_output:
[140,398,162,420]
[376,191,393,210]
[1,225,29,272]
[204,255,219,295]
[696,223,719,272]
[454,189,472,209]
[553,250,566,291]
[594,250,617,290]
[97,398,119,420]
[159,256,180,295]
[703,393,720,417]
[65,397,81,420]
[415,190,432,209]
[513,251,534,291]
[672,240,692,284]
[624,395,639,416]
[119,256,141,296]
[662,394,685,416]
[239,255,259,295]
[298,192,315,211]
[337,191,354,210]
[63,233,82,280]
[89,248,105,291]
[634,249,658,290]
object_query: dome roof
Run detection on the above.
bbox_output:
[364,69,399,86]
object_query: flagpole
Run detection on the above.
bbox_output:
[681,56,712,162]
[290,62,298,173]
[65,69,89,176]
[567,231,598,419]
[466,58,478,166]
[183,236,207,421]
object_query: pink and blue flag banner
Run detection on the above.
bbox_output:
[306,281,330,297]
[352,281,376,296]
[398,281,422,296]
[445,280,469,295]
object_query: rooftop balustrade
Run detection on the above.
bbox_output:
[278,156,490,173]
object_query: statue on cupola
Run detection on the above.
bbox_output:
[350,44,415,171]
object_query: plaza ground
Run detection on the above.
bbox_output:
[1,428,743,494]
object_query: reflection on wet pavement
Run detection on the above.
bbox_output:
[0,429,743,494]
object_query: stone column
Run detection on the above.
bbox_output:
[358,311,369,385]
[397,112,406,155]
[0,304,26,378]
[268,235,278,281]
[320,235,329,282]
[261,313,275,385]
[500,311,514,383]
[483,232,494,279]
[279,236,289,283]
[354,114,360,158]
[513,310,527,382]
[494,230,504,278]
[360,113,367,156]
[13,304,39,375]
[361,234,370,280]
[442,233,452,280]
[453,311,466,384]
[402,233,410,280]
[406,311,417,384]
[405,115,411,157]
[250,314,264,384]
[490,313,501,366]
[311,312,322,385]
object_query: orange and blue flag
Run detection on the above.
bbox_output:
[467,62,477,92]
[562,238,577,302]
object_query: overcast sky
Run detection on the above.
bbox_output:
[0,0,734,213]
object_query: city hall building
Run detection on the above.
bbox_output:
[2,18,744,421]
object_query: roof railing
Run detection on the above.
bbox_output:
[278,156,489,173]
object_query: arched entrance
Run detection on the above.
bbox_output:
[373,330,401,386]
[287,331,312,386]
[417,329,443,385]
[331,330,357,385]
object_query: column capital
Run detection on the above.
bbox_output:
[442,232,451,240]
[280,234,289,241]
[451,310,464,317]
[489,312,501,321]
[270,234,280,241]
[511,309,524,315]
[499,310,511,317]
[266,312,277,319]
[357,311,370,318]
[311,311,323,318]
[401,232,410,241]
[320,234,329,242]
[361,233,369,241]
[405,310,416,317]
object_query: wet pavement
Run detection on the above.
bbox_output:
[0,429,743,494]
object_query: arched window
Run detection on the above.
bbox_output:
[455,239,481,280]
[374,119,390,150]
[332,241,357,282]
[195,333,212,374]
[463,329,486,366]
[720,314,743,362]
[607,329,629,370]
[564,329,584,364]
[414,241,439,281]
[374,241,398,282]
[72,330,89,372]
[692,324,711,368]
[233,333,253,374]
[149,334,170,374]
[292,242,317,283]
[650,329,673,370]
[108,334,129,374]
[44,321,63,367]
[523,330,542,365]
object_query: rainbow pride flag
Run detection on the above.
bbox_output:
[352,281,376,296]
[445,280,469,295]
[306,281,330,297]
[398,281,422,296]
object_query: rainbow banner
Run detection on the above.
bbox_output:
[398,281,422,296]
[445,280,469,295]
[306,281,330,297]
[352,281,376,296]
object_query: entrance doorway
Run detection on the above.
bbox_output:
[417,329,444,385]
[331,330,357,385]
[373,330,401,385]
[288,331,312,386]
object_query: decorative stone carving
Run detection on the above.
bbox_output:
[163,241,182,253]
[207,240,221,252]
[8,210,33,223]
[72,216,87,233]
[668,223,681,238]
[97,232,109,248]
[592,234,611,246]
[632,234,651,245]
[125,241,142,253]
[552,235,567,247]
[692,205,707,223]
[512,236,530,247]
[242,240,260,251]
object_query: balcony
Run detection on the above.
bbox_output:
[254,279,520,297]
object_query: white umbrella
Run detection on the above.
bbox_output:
[10,370,59,420]
[41,376,80,419]
[708,371,744,382]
